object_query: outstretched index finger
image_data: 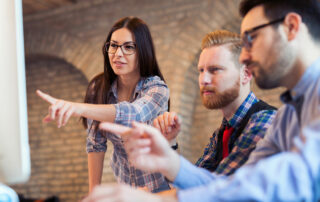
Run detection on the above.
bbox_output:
[36,90,57,104]
[132,122,164,140]
[99,122,132,138]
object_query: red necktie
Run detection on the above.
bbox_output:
[222,125,234,159]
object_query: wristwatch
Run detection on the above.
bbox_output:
[171,143,178,150]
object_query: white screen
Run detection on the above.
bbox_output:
[0,0,31,184]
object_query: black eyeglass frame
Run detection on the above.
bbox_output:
[105,42,137,55]
[242,17,285,50]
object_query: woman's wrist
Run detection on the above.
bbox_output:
[76,102,85,117]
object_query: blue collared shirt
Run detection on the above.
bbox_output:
[174,58,320,201]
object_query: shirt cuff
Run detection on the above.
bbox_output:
[173,156,218,189]
[114,102,124,124]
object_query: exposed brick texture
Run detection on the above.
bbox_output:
[11,56,92,201]
[12,0,285,201]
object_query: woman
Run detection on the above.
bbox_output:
[37,17,170,193]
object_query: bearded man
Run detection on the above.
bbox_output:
[153,30,276,175]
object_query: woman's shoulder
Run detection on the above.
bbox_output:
[142,75,167,88]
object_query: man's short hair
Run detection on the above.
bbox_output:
[239,0,320,41]
[201,30,242,67]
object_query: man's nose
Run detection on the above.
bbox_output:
[200,71,212,85]
[239,48,251,65]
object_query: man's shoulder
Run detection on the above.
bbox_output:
[245,99,277,124]
[245,104,277,129]
[250,108,277,123]
[247,104,291,135]
[252,107,277,116]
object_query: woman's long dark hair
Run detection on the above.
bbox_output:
[82,17,169,129]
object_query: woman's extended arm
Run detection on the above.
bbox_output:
[36,77,169,128]
[37,90,116,127]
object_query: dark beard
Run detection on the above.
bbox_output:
[200,78,240,109]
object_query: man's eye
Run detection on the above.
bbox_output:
[248,34,257,41]
[208,67,221,73]
[198,68,204,73]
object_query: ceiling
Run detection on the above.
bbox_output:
[22,0,77,15]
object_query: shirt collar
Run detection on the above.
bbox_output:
[225,91,258,128]
[280,57,320,103]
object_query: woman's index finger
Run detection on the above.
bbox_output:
[36,90,56,104]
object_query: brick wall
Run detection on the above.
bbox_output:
[11,56,92,201]
[11,0,285,201]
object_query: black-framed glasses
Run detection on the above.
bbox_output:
[241,17,285,50]
[105,41,136,55]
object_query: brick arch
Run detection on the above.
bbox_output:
[24,29,103,81]
[12,55,91,201]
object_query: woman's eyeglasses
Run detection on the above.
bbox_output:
[105,42,136,55]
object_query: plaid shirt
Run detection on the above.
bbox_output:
[196,92,276,175]
[86,76,169,191]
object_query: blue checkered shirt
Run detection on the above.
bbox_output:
[86,76,169,191]
[196,92,276,175]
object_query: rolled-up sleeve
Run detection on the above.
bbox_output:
[114,77,169,126]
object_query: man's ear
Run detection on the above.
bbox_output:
[241,65,252,85]
[283,12,302,41]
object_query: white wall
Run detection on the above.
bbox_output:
[0,0,30,185]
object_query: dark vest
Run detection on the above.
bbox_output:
[201,100,276,172]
